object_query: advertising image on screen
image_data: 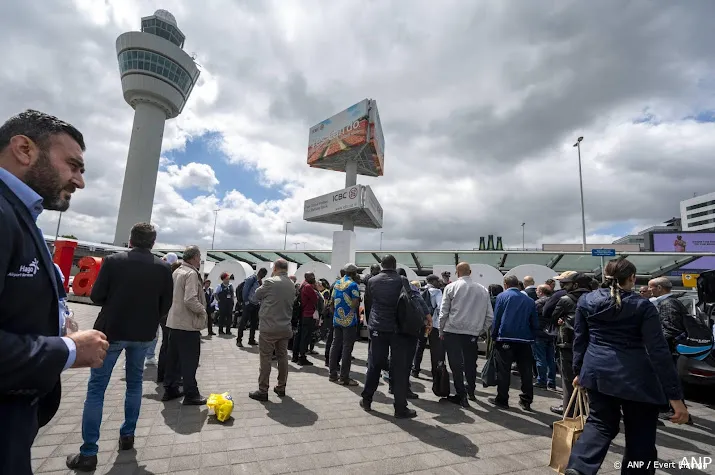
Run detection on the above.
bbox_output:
[652,232,715,272]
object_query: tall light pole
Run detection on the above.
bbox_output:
[573,136,587,251]
[380,232,384,251]
[284,221,291,250]
[211,208,220,250]
[521,222,525,250]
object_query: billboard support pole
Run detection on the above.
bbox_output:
[342,161,358,231]
[600,256,605,283]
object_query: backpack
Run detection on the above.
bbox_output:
[421,288,435,315]
[396,277,426,337]
[236,281,245,304]
[675,304,714,360]
[292,293,302,327]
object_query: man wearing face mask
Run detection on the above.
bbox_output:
[0,110,109,474]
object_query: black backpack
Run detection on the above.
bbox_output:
[397,277,426,337]
[421,288,435,315]
[292,292,302,327]
[675,303,714,360]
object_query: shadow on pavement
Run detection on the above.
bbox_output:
[370,411,479,458]
[260,396,318,428]
[108,449,157,475]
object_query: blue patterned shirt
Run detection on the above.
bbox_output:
[332,276,361,327]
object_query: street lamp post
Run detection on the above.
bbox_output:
[521,222,525,250]
[573,136,587,251]
[284,221,291,250]
[380,232,384,251]
[211,208,220,250]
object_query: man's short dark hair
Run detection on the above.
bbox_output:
[257,268,268,277]
[370,264,381,275]
[129,223,156,249]
[381,254,397,270]
[0,109,85,153]
[503,275,519,288]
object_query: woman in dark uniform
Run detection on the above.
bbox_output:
[565,257,689,475]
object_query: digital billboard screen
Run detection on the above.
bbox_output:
[652,232,715,272]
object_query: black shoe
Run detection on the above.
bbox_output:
[447,394,469,408]
[359,399,372,412]
[208,331,215,336]
[249,390,269,402]
[291,357,300,364]
[273,387,286,397]
[406,390,419,400]
[298,358,314,366]
[236,339,244,348]
[547,384,557,390]
[411,370,420,378]
[118,435,134,451]
[550,405,564,416]
[468,392,477,402]
[225,331,233,336]
[183,395,207,406]
[66,454,97,472]
[329,374,338,382]
[341,378,359,387]
[161,388,183,401]
[488,397,509,409]
[519,400,532,411]
[395,408,417,419]
[248,340,258,346]
[534,382,547,389]
[218,330,224,335]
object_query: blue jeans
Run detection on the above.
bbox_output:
[80,341,152,456]
[146,328,159,360]
[533,339,556,386]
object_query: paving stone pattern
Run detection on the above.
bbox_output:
[31,303,715,474]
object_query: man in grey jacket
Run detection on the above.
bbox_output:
[249,259,295,401]
[440,262,494,407]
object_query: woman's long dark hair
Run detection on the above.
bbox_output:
[603,257,637,310]
[488,284,504,297]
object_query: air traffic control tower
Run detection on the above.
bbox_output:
[113,10,200,246]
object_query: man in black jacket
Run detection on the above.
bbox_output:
[362,263,381,322]
[67,223,173,471]
[360,255,418,419]
[550,272,592,416]
[0,110,109,475]
[215,272,235,335]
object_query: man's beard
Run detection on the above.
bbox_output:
[24,149,73,211]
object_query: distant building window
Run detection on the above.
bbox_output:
[687,209,715,220]
[118,49,193,96]
[686,199,715,212]
[689,218,715,228]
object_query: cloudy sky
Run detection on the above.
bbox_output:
[3,0,715,252]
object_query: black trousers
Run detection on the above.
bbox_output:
[238,303,259,343]
[324,322,334,362]
[164,329,201,398]
[157,322,170,381]
[568,389,659,475]
[293,317,315,357]
[362,331,416,411]
[560,348,575,415]
[443,332,478,397]
[0,400,39,474]
[217,306,233,333]
[494,341,534,405]
[329,325,358,380]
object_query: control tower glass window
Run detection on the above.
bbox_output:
[118,49,193,96]
[141,18,185,48]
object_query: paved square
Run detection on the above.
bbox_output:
[31,303,715,474]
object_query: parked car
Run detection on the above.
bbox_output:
[676,292,715,387]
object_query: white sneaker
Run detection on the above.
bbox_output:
[145,357,158,366]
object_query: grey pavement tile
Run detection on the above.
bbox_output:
[31,303,715,475]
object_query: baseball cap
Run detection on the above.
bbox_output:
[560,272,592,287]
[553,271,577,281]
[426,274,440,283]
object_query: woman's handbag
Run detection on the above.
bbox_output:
[549,386,590,474]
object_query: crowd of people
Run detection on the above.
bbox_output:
[0,109,699,475]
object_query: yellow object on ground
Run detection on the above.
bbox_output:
[206,392,234,422]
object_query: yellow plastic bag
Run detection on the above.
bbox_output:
[206,392,234,422]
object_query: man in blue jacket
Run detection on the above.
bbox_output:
[490,274,539,411]
[0,110,109,474]
[237,268,268,347]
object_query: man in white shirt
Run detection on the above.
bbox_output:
[412,275,444,378]
[440,262,494,407]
